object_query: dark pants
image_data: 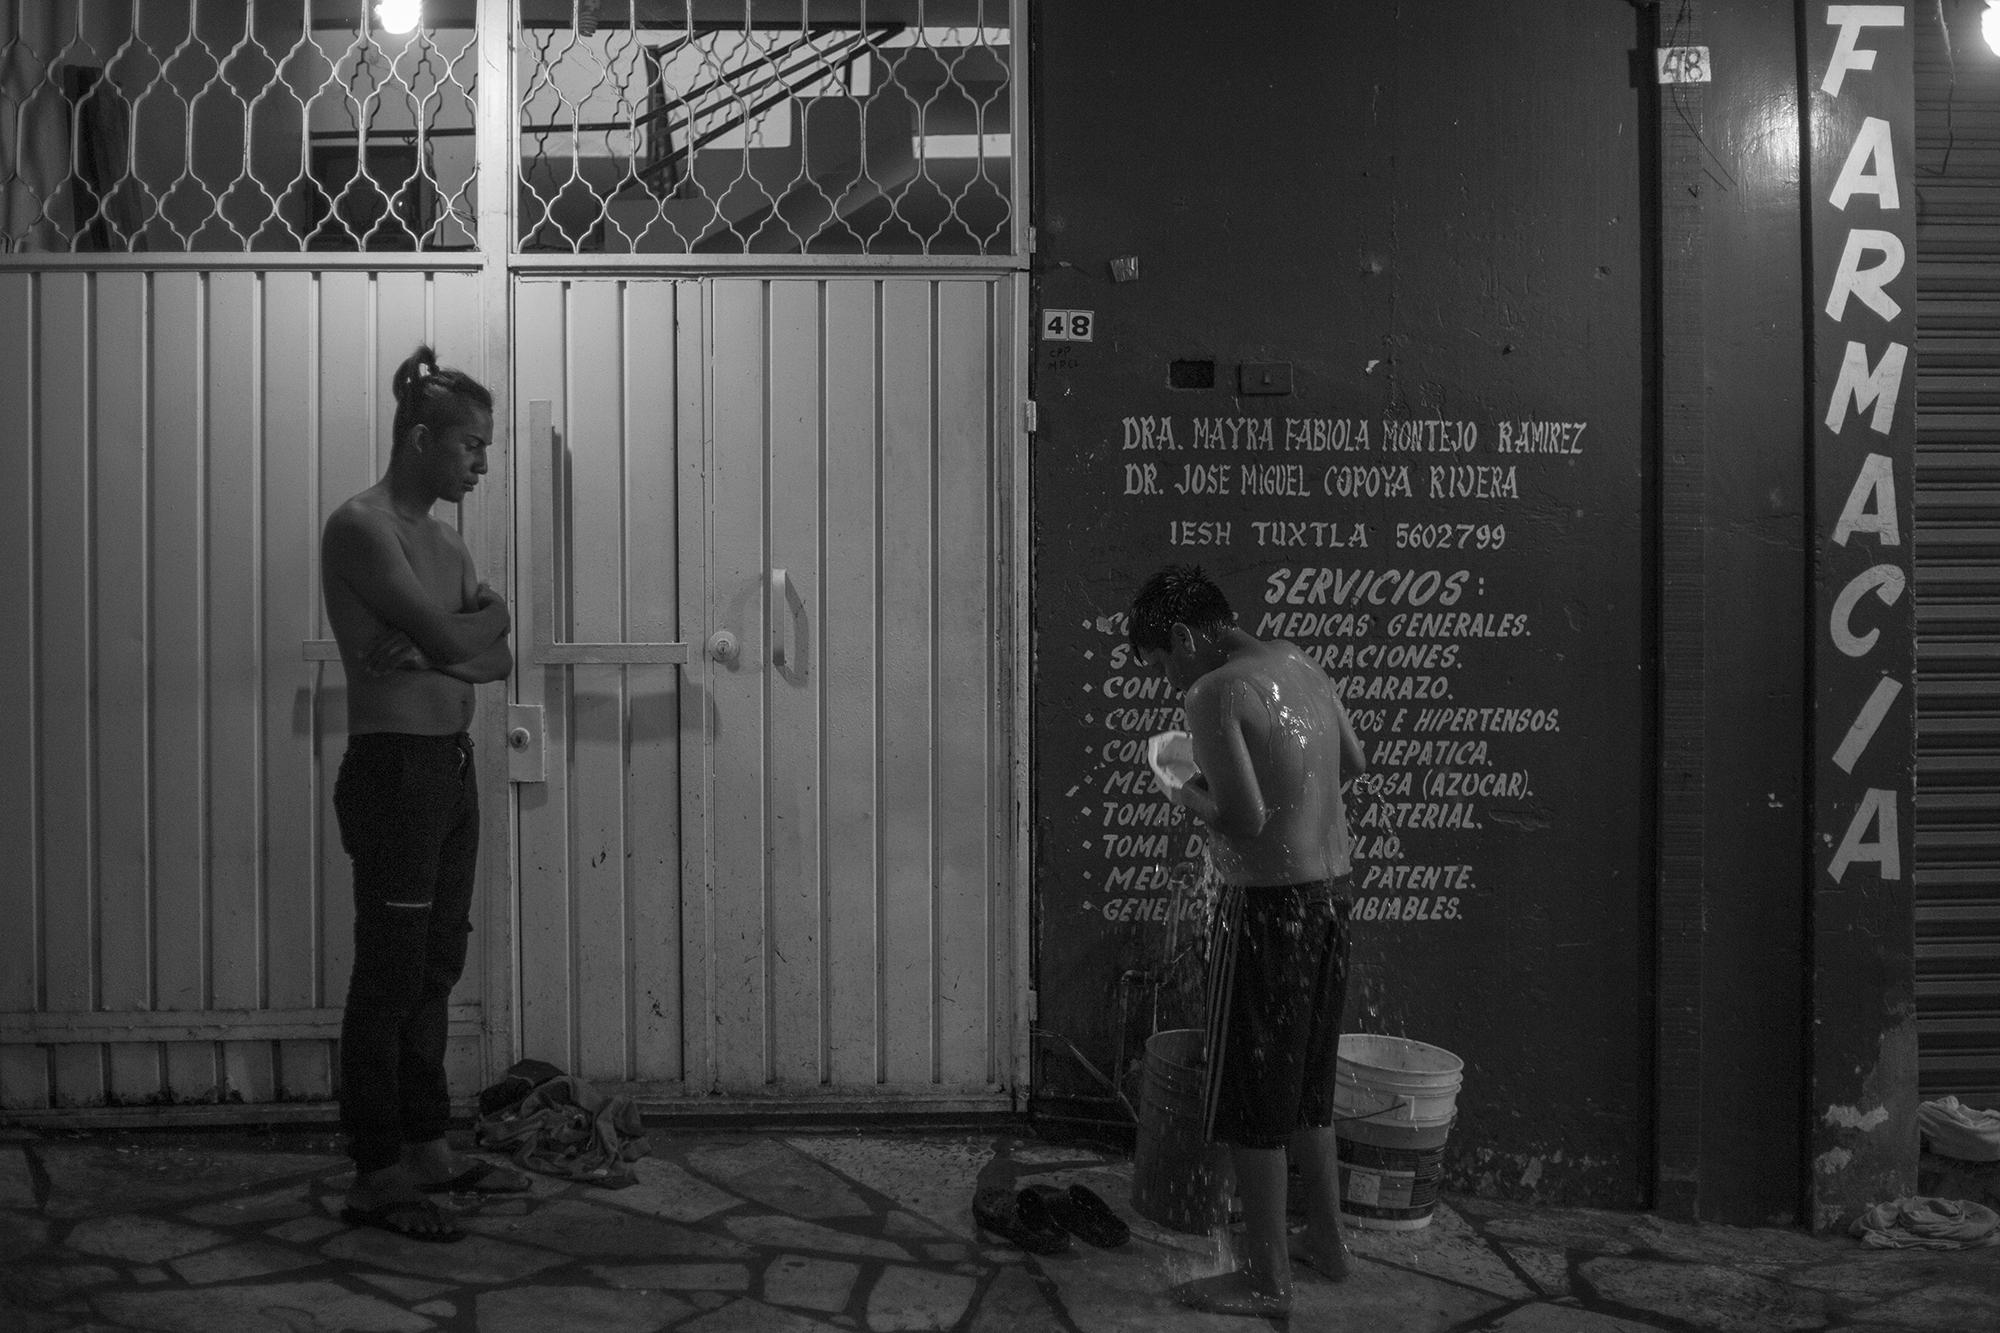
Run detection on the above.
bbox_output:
[1201,878,1352,1150]
[333,731,478,1174]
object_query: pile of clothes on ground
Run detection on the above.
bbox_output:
[1851,1096,2000,1250]
[471,1059,650,1189]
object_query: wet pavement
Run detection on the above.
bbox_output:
[3,1124,1999,1331]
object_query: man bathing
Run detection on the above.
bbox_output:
[1129,564,1368,1318]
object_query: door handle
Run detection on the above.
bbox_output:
[770,568,807,674]
[528,398,689,666]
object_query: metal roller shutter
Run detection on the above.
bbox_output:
[1914,6,2000,1110]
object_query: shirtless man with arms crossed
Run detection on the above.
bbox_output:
[320,346,526,1242]
[1128,564,1368,1318]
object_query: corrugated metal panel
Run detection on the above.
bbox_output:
[511,278,692,1088]
[700,275,1010,1100]
[0,268,494,1112]
[511,275,1016,1107]
[1915,10,2000,1109]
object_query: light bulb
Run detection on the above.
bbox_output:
[375,0,421,36]
[1986,1,2000,58]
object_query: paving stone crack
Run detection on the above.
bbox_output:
[1462,1211,1563,1297]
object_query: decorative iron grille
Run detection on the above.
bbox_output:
[0,1,477,254]
[518,1,1013,255]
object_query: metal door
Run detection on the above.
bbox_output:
[1914,9,2000,1107]
[0,266,503,1120]
[512,274,1020,1110]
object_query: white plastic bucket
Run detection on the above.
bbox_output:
[1333,1033,1464,1127]
[1333,1033,1465,1230]
[1130,1029,1232,1234]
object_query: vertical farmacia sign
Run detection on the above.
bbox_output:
[1805,3,1919,1224]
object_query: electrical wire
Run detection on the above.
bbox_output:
[1922,0,1959,179]
[1664,0,1737,194]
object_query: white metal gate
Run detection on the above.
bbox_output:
[0,264,507,1116]
[511,274,1021,1109]
[0,0,1025,1122]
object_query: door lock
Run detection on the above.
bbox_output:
[708,630,740,665]
[507,704,546,783]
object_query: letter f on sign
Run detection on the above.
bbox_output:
[1822,6,1906,97]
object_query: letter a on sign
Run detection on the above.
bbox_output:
[1830,116,1900,210]
[1832,453,1901,546]
[1828,787,1901,882]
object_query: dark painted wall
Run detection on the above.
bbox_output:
[1682,0,1813,1225]
[1032,2,1665,1207]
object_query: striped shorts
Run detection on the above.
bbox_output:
[1199,877,1352,1150]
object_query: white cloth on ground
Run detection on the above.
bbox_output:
[1918,1095,2000,1163]
[1851,1196,2000,1250]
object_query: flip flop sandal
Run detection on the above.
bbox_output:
[973,1186,1070,1255]
[1021,1183,1130,1248]
[1015,1186,1075,1250]
[340,1199,467,1243]
[419,1159,532,1195]
[1053,1183,1132,1248]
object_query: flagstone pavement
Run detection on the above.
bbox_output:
[4,1124,2000,1332]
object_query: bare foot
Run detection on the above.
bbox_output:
[403,1140,531,1194]
[1289,1226,1353,1282]
[345,1165,462,1240]
[349,1162,422,1209]
[1169,1270,1292,1318]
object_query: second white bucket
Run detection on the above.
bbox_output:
[1334,1032,1464,1126]
[1333,1033,1465,1230]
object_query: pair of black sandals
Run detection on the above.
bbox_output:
[973,1182,1131,1254]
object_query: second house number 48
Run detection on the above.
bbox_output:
[1042,309,1096,341]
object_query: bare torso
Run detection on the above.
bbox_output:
[1194,640,1357,886]
[322,489,478,736]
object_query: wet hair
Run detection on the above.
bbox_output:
[1128,564,1234,658]
[391,345,493,454]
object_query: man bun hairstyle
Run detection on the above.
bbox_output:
[1128,563,1235,657]
[391,344,493,454]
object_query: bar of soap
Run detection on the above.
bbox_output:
[1147,730,1198,793]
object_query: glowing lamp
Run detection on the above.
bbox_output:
[375,1,421,35]
[1987,1,2000,57]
